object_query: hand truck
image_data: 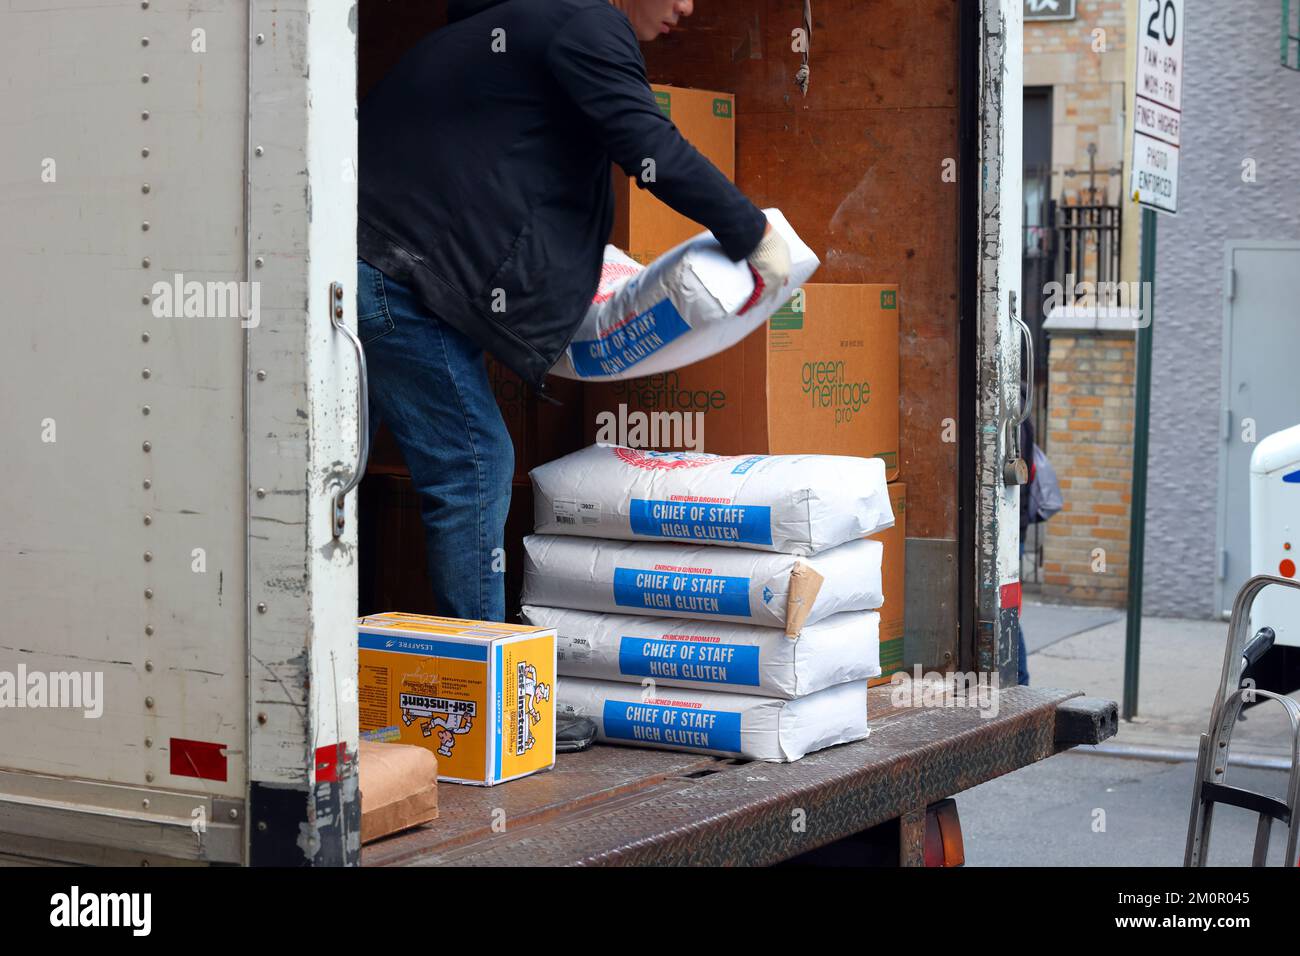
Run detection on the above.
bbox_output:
[1185,574,1300,866]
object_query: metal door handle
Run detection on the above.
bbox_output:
[1013,303,1034,429]
[1004,292,1034,485]
[329,280,369,538]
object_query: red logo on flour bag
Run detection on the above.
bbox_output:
[592,255,642,305]
[613,447,741,471]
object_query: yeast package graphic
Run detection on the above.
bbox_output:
[357,613,556,786]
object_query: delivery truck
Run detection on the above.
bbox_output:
[0,0,1115,866]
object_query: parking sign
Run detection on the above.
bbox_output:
[1130,0,1184,214]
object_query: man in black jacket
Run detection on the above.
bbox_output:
[357,0,791,621]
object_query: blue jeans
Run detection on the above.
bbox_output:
[356,259,513,621]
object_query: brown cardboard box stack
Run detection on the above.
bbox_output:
[585,85,908,685]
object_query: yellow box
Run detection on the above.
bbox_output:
[357,612,556,786]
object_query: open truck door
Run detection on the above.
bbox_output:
[0,1,362,865]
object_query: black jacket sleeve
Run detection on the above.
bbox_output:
[546,5,768,261]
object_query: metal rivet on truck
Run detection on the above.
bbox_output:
[254,256,264,268]
[141,257,150,268]
[142,405,150,416]
[141,368,150,378]
[143,513,152,524]
[140,37,148,47]
[141,220,149,231]
[144,625,153,636]
[141,148,149,158]
[143,551,152,562]
[257,603,267,614]
[144,697,154,709]
[145,660,153,672]
[257,712,267,724]
[141,183,149,194]
[256,33,264,44]
[141,295,150,304]
[144,738,152,748]
[142,479,151,490]
[255,146,264,157]
[140,74,149,83]
[145,772,154,783]
[256,488,266,498]
[143,588,152,599]
[142,440,151,452]
[256,369,266,380]
[140,110,149,120]
[141,332,149,342]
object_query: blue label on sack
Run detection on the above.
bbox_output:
[569,298,690,378]
[628,499,773,546]
[602,699,743,752]
[730,455,766,475]
[617,637,761,686]
[612,567,752,617]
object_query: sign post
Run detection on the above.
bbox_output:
[1124,0,1184,720]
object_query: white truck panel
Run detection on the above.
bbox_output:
[0,0,361,865]
[1251,425,1300,646]
[0,2,249,799]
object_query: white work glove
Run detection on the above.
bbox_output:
[738,225,793,315]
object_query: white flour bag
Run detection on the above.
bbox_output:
[522,534,883,633]
[523,605,880,699]
[531,444,893,554]
[549,208,819,381]
[557,677,869,762]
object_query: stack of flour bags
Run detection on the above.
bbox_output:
[521,444,893,763]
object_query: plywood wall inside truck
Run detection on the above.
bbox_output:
[638,1,959,542]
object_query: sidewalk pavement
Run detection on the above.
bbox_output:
[1022,599,1300,761]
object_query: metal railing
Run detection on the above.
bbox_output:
[1054,202,1123,296]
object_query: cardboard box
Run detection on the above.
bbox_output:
[584,284,900,478]
[358,739,438,844]
[611,85,736,263]
[358,613,556,786]
[869,482,907,688]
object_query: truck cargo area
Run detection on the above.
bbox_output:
[357,0,968,665]
[351,1,1111,866]
[0,0,1117,869]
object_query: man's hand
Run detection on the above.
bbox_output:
[738,223,793,315]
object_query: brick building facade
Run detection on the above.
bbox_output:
[1038,316,1135,605]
